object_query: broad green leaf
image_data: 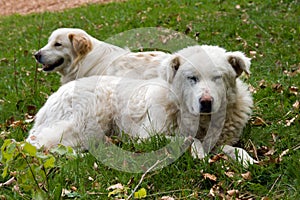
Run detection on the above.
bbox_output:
[44,156,55,169]
[1,140,16,162]
[134,188,147,199]
[23,142,37,156]
[2,166,8,178]
[50,145,68,155]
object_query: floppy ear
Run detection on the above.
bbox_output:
[226,51,251,77]
[160,55,181,83]
[68,33,92,57]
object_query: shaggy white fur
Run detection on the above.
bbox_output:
[34,28,170,84]
[28,45,257,166]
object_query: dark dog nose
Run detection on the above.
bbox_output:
[34,51,42,62]
[199,96,213,113]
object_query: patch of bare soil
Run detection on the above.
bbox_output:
[0,0,122,16]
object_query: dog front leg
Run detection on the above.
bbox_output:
[222,145,258,167]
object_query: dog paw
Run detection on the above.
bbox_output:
[191,138,207,160]
[222,145,258,167]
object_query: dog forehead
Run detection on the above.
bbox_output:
[48,28,86,42]
[180,53,226,76]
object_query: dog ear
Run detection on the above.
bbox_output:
[226,51,251,77]
[68,33,92,57]
[160,55,181,83]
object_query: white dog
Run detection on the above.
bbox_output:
[34,28,170,84]
[27,45,257,166]
[27,46,256,165]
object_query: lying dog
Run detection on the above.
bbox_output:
[34,28,170,84]
[28,45,256,166]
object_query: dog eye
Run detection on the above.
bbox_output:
[212,75,222,81]
[187,76,199,84]
[54,42,62,47]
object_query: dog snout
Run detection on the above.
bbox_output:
[34,51,42,62]
[199,95,213,113]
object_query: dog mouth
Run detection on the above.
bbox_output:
[41,58,64,71]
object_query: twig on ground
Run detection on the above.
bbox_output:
[0,177,15,187]
[126,159,166,200]
[267,174,282,196]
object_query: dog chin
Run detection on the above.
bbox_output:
[42,58,64,72]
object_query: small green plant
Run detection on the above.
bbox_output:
[0,139,75,199]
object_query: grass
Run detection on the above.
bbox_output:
[0,0,299,199]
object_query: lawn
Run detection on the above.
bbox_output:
[0,0,299,199]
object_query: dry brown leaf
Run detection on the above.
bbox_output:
[248,84,257,94]
[275,149,289,163]
[161,196,175,200]
[241,171,252,180]
[285,115,298,127]
[293,100,299,110]
[251,116,267,126]
[249,51,257,56]
[283,66,300,77]
[208,184,225,198]
[107,183,124,191]
[71,186,77,191]
[203,173,217,181]
[227,189,239,196]
[258,79,267,88]
[209,153,228,163]
[289,86,298,95]
[272,83,284,93]
[224,171,235,178]
[264,147,276,156]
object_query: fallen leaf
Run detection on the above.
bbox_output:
[264,146,276,156]
[289,86,298,95]
[293,100,299,109]
[258,79,267,89]
[241,171,252,180]
[224,171,235,178]
[248,84,257,94]
[283,66,300,77]
[285,115,298,127]
[208,184,225,198]
[227,189,239,196]
[107,183,124,191]
[272,83,283,93]
[251,116,267,126]
[249,50,257,56]
[275,149,289,163]
[203,173,217,181]
[209,153,228,163]
[71,186,77,191]
[161,196,175,200]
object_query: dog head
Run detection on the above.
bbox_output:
[160,45,251,116]
[34,28,92,74]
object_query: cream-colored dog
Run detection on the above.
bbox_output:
[28,45,257,166]
[34,28,169,84]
